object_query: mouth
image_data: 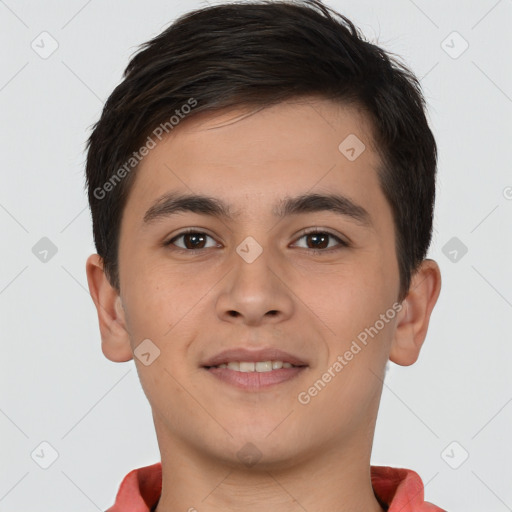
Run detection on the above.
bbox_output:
[204,360,303,371]
[201,348,309,391]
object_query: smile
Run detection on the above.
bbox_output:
[206,360,299,372]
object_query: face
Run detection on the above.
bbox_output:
[114,98,402,468]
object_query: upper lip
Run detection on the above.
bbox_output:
[201,348,308,367]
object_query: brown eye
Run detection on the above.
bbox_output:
[306,232,329,249]
[294,230,348,251]
[166,231,217,250]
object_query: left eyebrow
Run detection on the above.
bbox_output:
[142,191,374,229]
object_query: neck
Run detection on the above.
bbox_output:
[153,424,386,512]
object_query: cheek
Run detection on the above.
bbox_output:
[121,260,217,353]
[313,261,394,354]
[121,265,179,342]
[301,290,395,429]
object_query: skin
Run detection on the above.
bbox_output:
[86,97,441,512]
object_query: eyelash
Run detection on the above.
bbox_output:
[164,228,349,254]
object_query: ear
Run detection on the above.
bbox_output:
[85,254,133,362]
[389,259,442,366]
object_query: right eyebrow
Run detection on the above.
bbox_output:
[143,193,236,224]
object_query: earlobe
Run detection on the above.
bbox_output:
[389,259,442,366]
[85,254,133,363]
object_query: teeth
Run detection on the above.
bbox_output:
[240,362,255,372]
[213,361,298,372]
[255,361,272,372]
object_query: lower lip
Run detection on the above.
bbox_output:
[204,366,307,391]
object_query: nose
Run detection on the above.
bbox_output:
[215,243,294,326]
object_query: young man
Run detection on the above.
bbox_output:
[85,1,444,510]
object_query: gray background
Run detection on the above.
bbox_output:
[1,0,511,510]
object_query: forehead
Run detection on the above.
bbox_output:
[171,98,379,164]
[122,98,387,227]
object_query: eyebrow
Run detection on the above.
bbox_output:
[143,192,373,228]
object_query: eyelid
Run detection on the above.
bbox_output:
[292,227,349,249]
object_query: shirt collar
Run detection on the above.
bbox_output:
[106,462,443,512]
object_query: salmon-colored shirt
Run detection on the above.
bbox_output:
[105,462,445,511]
